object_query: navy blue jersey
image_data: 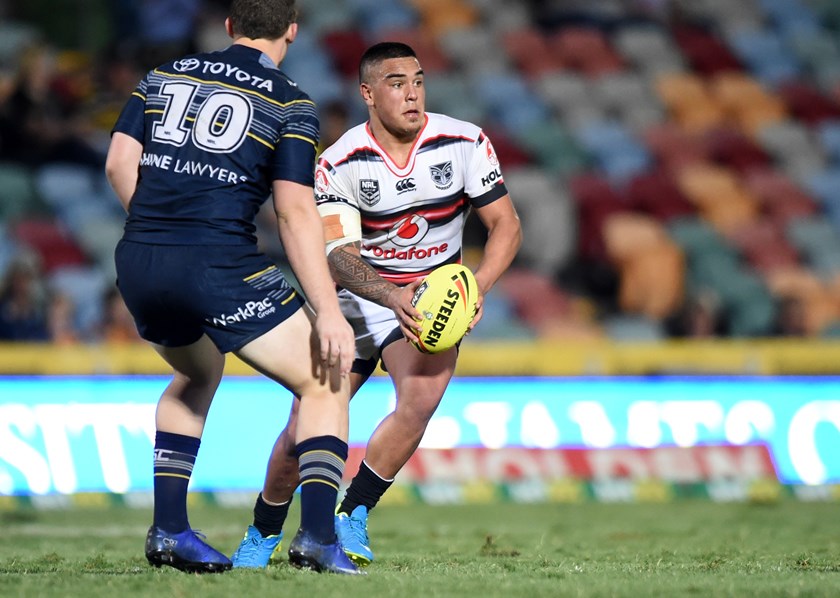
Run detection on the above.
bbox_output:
[112,44,319,245]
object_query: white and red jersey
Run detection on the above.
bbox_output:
[315,112,508,284]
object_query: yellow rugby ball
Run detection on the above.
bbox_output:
[410,264,479,353]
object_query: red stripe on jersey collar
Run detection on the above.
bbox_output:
[363,114,429,176]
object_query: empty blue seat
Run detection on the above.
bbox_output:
[35,164,98,210]
[357,3,418,37]
[816,121,840,164]
[804,168,840,205]
[573,121,651,183]
[603,315,665,342]
[727,28,801,85]
[0,162,40,220]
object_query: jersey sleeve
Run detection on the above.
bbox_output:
[314,157,358,211]
[464,131,509,208]
[315,157,361,254]
[271,97,320,186]
[111,74,150,142]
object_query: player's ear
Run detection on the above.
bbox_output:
[286,22,298,44]
[225,18,234,39]
[360,82,374,106]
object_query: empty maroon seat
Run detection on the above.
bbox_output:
[570,173,626,262]
[726,217,799,274]
[778,82,840,125]
[626,171,695,221]
[372,28,452,73]
[746,243,801,272]
[705,128,771,174]
[13,218,88,273]
[322,30,368,78]
[569,172,623,207]
[497,268,572,328]
[482,127,533,168]
[742,167,819,227]
[672,25,742,76]
[550,27,624,76]
[502,28,563,78]
[644,124,710,171]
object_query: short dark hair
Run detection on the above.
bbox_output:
[359,42,417,83]
[229,0,298,41]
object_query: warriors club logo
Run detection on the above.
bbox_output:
[429,161,454,190]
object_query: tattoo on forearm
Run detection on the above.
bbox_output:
[329,243,395,305]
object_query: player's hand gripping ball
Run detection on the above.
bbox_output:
[410,264,479,353]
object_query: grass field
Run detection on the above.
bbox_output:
[1,500,838,597]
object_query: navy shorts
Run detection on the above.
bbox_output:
[115,240,305,353]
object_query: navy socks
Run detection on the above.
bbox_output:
[296,435,348,542]
[152,431,200,533]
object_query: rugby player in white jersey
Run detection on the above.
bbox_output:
[232,41,521,568]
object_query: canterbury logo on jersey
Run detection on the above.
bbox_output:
[395,178,416,194]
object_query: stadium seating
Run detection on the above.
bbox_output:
[4,0,840,340]
[0,163,43,222]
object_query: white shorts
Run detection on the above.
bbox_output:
[338,288,404,376]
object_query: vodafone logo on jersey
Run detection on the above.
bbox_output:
[315,168,329,193]
[387,214,430,247]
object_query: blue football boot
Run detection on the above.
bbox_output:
[335,505,374,567]
[231,525,283,568]
[145,526,232,573]
[287,529,364,575]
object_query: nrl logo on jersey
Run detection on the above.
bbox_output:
[429,161,454,190]
[359,179,381,206]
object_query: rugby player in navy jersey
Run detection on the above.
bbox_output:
[232,42,522,568]
[105,0,361,575]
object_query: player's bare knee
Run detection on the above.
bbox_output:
[298,384,347,408]
[396,391,443,424]
[172,368,223,394]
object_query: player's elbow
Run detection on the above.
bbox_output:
[504,213,523,254]
[104,155,122,190]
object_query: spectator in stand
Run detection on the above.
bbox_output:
[665,293,729,338]
[772,296,808,337]
[136,0,202,70]
[0,43,103,167]
[318,100,351,155]
[46,292,79,345]
[89,47,145,138]
[0,253,49,341]
[98,286,142,343]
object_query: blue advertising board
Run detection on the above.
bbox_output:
[0,375,838,494]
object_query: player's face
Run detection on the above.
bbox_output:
[362,56,426,141]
